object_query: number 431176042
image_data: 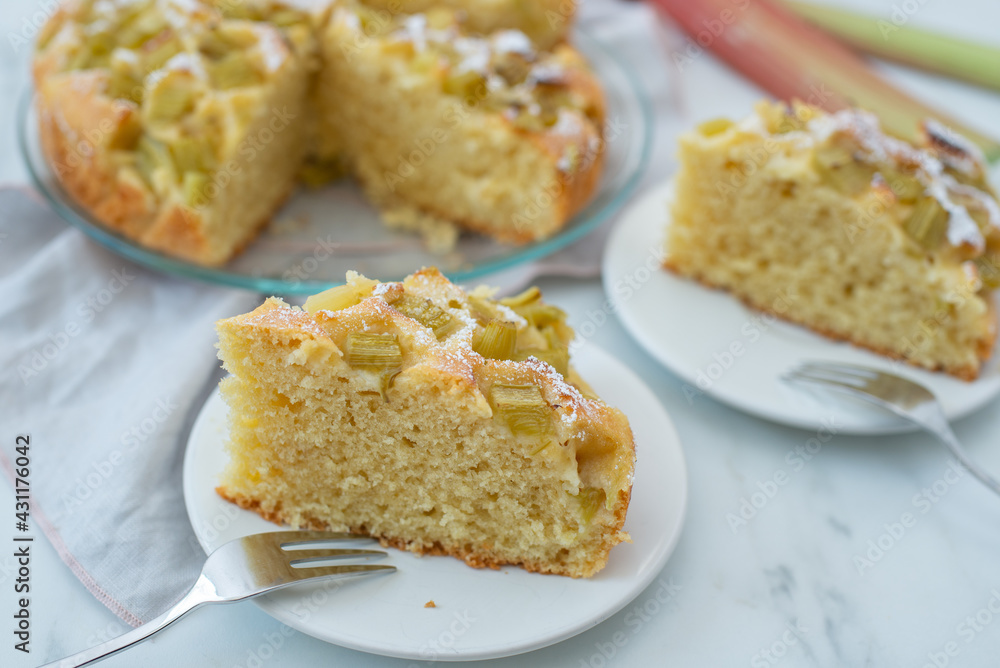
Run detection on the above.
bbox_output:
[14,435,30,530]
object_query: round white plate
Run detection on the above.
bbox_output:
[603,181,1000,435]
[183,343,687,661]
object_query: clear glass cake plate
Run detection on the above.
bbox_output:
[19,30,653,295]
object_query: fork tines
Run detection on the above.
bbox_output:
[792,362,880,378]
[242,531,395,580]
[782,361,874,389]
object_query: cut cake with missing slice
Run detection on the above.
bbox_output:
[665,101,1000,380]
[215,268,635,577]
[34,0,604,265]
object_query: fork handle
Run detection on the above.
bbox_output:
[38,575,214,668]
[932,424,1000,497]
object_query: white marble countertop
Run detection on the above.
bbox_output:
[5,0,1000,666]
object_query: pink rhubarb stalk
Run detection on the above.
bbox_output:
[649,0,1000,162]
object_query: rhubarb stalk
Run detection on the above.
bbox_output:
[649,0,1000,162]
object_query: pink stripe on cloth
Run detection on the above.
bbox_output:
[0,448,144,628]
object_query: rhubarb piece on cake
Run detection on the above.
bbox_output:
[215,268,635,577]
[665,101,1000,380]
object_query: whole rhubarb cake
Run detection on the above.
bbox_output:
[665,101,1000,380]
[215,268,635,577]
[33,0,603,265]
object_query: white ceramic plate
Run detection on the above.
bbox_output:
[183,343,687,661]
[602,181,1000,435]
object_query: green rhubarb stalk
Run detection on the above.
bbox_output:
[781,1,1000,93]
[648,0,1000,163]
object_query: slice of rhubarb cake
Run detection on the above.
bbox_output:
[665,101,1000,380]
[215,268,635,577]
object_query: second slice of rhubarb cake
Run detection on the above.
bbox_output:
[666,101,1000,380]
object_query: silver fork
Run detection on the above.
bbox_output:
[783,361,1000,497]
[41,531,395,668]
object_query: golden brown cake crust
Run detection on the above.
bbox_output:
[36,79,295,266]
[35,71,157,240]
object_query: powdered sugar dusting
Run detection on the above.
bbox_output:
[163,52,205,78]
[398,14,428,52]
[927,178,986,252]
[491,302,527,328]
[804,108,992,253]
[922,118,987,176]
[371,282,394,299]
[243,299,327,337]
[240,271,601,436]
[453,37,490,76]
[549,108,586,139]
[492,30,534,58]
[518,356,585,427]
[254,27,287,72]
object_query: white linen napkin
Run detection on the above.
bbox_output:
[0,186,259,624]
[0,0,676,626]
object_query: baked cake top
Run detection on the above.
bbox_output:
[337,5,604,134]
[220,267,635,499]
[324,0,605,176]
[695,102,1000,290]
